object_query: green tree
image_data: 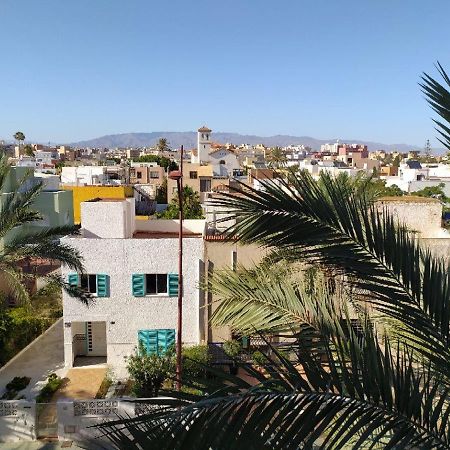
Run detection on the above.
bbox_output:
[13,131,25,153]
[267,146,286,168]
[155,178,167,204]
[411,182,448,202]
[23,144,34,157]
[156,138,171,153]
[135,155,178,172]
[0,154,88,304]
[156,186,204,219]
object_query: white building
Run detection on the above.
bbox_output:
[61,198,205,376]
[385,161,450,196]
[61,166,126,186]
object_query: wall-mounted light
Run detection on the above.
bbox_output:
[110,321,115,325]
[64,322,71,328]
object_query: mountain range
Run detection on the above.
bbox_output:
[70,132,427,153]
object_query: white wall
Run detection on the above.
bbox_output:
[0,401,36,442]
[61,235,204,376]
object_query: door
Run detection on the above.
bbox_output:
[86,321,107,356]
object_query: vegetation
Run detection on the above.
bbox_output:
[36,373,64,403]
[126,342,176,397]
[23,144,34,156]
[13,131,25,151]
[370,178,404,196]
[411,182,449,202]
[1,376,30,399]
[155,178,167,204]
[97,171,450,448]
[0,153,88,305]
[156,138,171,153]
[134,154,178,172]
[182,345,210,379]
[96,371,114,399]
[156,186,204,219]
[222,339,242,358]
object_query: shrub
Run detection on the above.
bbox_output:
[182,345,210,379]
[6,376,30,392]
[252,351,267,367]
[126,343,175,397]
[96,371,114,399]
[36,373,64,403]
[223,340,242,358]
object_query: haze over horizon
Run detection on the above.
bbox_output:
[1,0,450,147]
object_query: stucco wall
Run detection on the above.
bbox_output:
[204,241,267,342]
[62,185,133,224]
[61,236,204,374]
[376,197,445,238]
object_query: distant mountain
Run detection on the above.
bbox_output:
[70,131,426,153]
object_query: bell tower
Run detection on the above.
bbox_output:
[193,125,212,164]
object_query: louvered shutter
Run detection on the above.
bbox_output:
[132,274,145,297]
[96,274,109,297]
[167,273,178,297]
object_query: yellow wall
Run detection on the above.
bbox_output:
[63,185,133,223]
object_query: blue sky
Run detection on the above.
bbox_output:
[1,0,449,146]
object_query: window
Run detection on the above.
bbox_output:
[172,186,178,194]
[132,273,178,297]
[145,274,168,295]
[189,171,198,179]
[150,171,159,179]
[68,273,110,298]
[136,172,142,179]
[200,179,211,192]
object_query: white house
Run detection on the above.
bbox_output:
[61,198,205,377]
[61,166,126,186]
[209,148,241,177]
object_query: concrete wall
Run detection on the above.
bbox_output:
[61,236,204,375]
[62,185,133,224]
[0,401,36,442]
[135,218,205,235]
[376,197,447,238]
[204,241,267,342]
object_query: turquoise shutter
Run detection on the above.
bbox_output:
[138,329,175,356]
[96,274,109,297]
[168,273,178,297]
[68,273,79,287]
[132,274,145,297]
[159,329,175,354]
[138,330,158,355]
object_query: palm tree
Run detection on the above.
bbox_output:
[0,153,89,304]
[13,131,25,154]
[156,138,170,153]
[94,170,450,449]
[267,146,287,168]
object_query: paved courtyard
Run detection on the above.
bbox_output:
[0,319,67,400]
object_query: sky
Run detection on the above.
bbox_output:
[1,0,450,147]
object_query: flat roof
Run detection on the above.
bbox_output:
[378,196,440,203]
[133,231,202,239]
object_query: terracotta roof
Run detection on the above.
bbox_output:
[198,125,212,132]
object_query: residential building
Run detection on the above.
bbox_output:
[129,162,165,187]
[61,198,205,376]
[61,165,127,186]
[167,162,229,203]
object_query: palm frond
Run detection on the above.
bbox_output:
[208,170,450,382]
[420,61,450,150]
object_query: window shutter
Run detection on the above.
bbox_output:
[138,330,158,355]
[96,274,109,297]
[68,273,79,287]
[167,273,178,297]
[132,274,145,297]
[138,329,175,356]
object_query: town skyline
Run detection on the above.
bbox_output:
[1,0,450,145]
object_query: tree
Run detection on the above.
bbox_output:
[96,171,450,448]
[156,186,204,219]
[135,155,178,172]
[267,146,286,168]
[13,131,25,153]
[23,144,34,157]
[155,178,167,204]
[411,182,448,202]
[156,138,171,153]
[0,154,89,304]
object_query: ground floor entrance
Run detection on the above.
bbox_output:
[71,321,107,364]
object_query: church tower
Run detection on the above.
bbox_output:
[192,125,212,164]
